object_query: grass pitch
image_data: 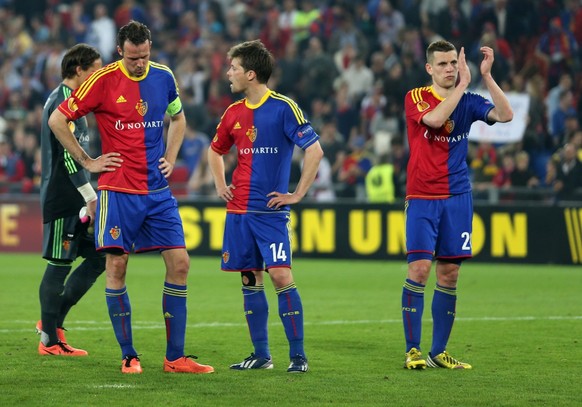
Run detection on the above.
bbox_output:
[1,253,581,406]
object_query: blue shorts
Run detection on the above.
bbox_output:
[221,212,292,272]
[95,189,185,254]
[405,193,473,262]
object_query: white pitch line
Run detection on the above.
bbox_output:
[2,315,581,334]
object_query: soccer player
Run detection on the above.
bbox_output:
[402,40,513,369]
[207,39,323,373]
[38,44,104,357]
[48,20,214,375]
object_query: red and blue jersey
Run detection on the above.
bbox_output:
[404,86,494,199]
[57,60,182,194]
[211,90,319,213]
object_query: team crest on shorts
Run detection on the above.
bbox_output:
[109,226,121,240]
[135,99,148,116]
[246,126,257,142]
[222,251,230,263]
[62,239,71,251]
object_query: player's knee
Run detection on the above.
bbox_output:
[241,271,257,287]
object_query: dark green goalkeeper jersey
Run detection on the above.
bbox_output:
[40,84,92,223]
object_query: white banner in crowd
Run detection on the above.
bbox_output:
[468,91,530,144]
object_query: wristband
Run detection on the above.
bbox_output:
[77,182,97,203]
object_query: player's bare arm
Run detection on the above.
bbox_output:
[48,109,122,173]
[159,111,186,178]
[267,141,323,209]
[207,147,235,202]
[480,46,514,123]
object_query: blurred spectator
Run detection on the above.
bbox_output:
[493,151,515,189]
[0,133,26,193]
[291,0,321,52]
[510,150,540,188]
[550,89,576,150]
[471,141,499,198]
[389,136,408,198]
[543,155,560,188]
[369,50,389,83]
[274,39,303,98]
[30,13,51,43]
[114,0,147,28]
[333,79,359,142]
[400,50,429,91]
[382,62,409,111]
[333,41,357,74]
[308,98,332,133]
[180,123,210,179]
[188,146,237,198]
[562,113,580,147]
[535,16,578,89]
[373,0,405,48]
[546,72,573,132]
[469,23,513,85]
[175,51,209,107]
[86,2,117,63]
[328,7,369,58]
[433,0,468,51]
[570,130,582,161]
[522,73,550,152]
[378,38,400,72]
[305,154,336,202]
[318,120,346,184]
[360,81,386,137]
[278,0,298,34]
[259,5,290,59]
[301,36,338,109]
[337,134,372,201]
[555,143,582,201]
[69,2,90,44]
[369,98,401,156]
[365,152,395,203]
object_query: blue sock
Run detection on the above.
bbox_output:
[277,283,305,358]
[430,284,457,356]
[402,279,425,352]
[163,282,187,361]
[105,287,137,359]
[243,285,270,358]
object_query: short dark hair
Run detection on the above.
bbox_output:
[117,20,151,50]
[426,40,456,64]
[61,44,101,80]
[227,39,274,84]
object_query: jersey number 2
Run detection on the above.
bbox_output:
[461,232,472,251]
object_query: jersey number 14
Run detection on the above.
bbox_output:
[269,242,288,262]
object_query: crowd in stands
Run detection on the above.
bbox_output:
[0,0,581,203]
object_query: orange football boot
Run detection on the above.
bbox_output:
[163,355,214,374]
